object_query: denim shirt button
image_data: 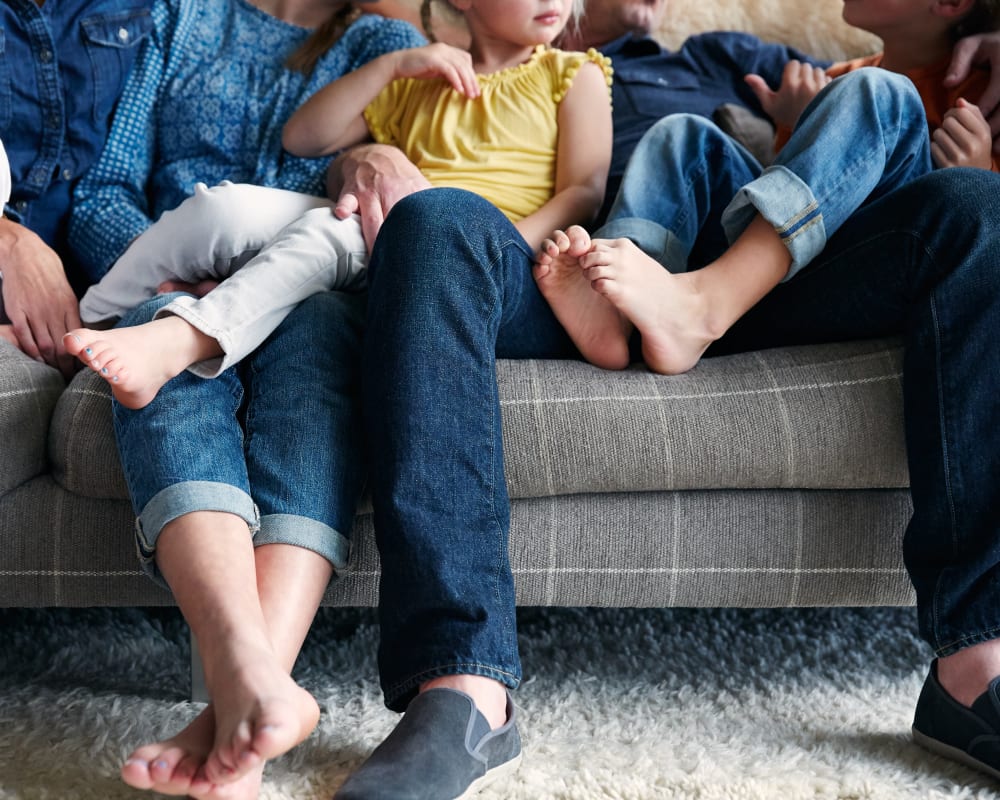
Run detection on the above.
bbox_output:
[40,49,53,63]
[15,201,27,212]
[117,27,130,42]
[62,168,72,180]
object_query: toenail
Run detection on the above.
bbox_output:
[100,367,108,374]
[85,347,93,354]
[152,759,169,770]
[112,376,119,382]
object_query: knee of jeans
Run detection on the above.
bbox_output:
[836,67,921,114]
[273,290,364,351]
[117,291,190,328]
[371,188,502,284]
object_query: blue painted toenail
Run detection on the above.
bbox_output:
[100,367,108,374]
[85,347,93,355]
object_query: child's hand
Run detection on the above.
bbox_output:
[745,60,830,130]
[931,98,993,170]
[394,43,480,98]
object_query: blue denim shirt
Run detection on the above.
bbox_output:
[601,31,828,220]
[0,0,153,291]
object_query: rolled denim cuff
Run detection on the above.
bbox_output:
[595,217,689,273]
[135,481,258,587]
[721,164,827,280]
[255,513,351,573]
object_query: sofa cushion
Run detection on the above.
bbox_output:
[0,342,66,496]
[499,338,908,496]
[49,338,907,501]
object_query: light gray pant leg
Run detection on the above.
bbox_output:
[160,208,368,377]
[0,138,10,323]
[78,182,335,323]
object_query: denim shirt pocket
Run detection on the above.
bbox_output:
[81,8,153,124]
[0,31,10,130]
[615,67,702,119]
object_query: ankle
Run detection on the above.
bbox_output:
[420,675,508,729]
[937,642,1000,707]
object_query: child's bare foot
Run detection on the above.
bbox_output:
[533,225,631,370]
[199,642,320,786]
[121,706,264,798]
[579,237,722,375]
[63,316,222,409]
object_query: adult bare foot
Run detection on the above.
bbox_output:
[533,225,631,370]
[579,237,721,375]
[63,316,222,409]
[121,706,264,799]
[200,643,320,786]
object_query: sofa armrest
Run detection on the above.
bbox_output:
[0,341,65,498]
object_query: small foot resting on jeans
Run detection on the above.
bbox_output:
[534,225,632,370]
[334,687,521,800]
[64,315,223,410]
[121,705,264,799]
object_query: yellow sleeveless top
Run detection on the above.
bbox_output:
[364,45,613,222]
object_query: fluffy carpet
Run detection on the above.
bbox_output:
[0,605,997,800]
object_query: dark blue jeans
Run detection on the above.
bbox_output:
[113,290,368,584]
[365,170,1000,709]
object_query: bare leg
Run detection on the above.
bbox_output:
[936,640,1000,707]
[533,225,632,370]
[120,513,331,797]
[64,316,223,410]
[582,215,791,375]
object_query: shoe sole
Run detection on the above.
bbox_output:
[912,725,1000,782]
[456,753,523,800]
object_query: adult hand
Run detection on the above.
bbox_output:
[745,60,830,130]
[0,217,80,378]
[328,144,432,251]
[945,32,1000,154]
[931,99,994,170]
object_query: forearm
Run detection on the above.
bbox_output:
[284,53,400,157]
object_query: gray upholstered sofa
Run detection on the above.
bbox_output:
[0,335,915,610]
[0,0,914,612]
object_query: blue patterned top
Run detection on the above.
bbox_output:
[69,0,425,281]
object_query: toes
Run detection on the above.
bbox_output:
[121,757,155,790]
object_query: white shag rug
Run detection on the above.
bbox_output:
[0,605,998,800]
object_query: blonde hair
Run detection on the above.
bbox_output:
[286,6,363,74]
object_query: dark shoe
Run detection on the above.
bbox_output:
[334,687,522,799]
[912,660,1000,780]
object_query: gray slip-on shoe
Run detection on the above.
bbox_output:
[334,687,522,799]
[912,660,1000,781]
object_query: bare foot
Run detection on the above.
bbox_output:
[200,643,321,786]
[63,316,222,409]
[533,225,631,370]
[579,237,721,375]
[157,278,220,298]
[121,706,264,798]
